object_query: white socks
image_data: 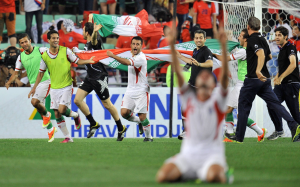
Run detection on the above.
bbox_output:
[226,122,235,134]
[58,122,71,138]
[70,111,79,118]
[126,113,141,123]
[143,125,151,138]
[248,123,263,136]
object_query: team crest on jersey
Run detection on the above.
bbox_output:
[291,50,294,53]
[69,37,73,42]
[254,44,258,48]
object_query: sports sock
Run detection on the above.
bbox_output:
[115,119,124,132]
[62,108,79,118]
[46,122,53,133]
[56,116,71,138]
[247,118,263,135]
[141,118,151,138]
[42,109,50,117]
[225,112,234,134]
[124,112,141,123]
[86,114,96,126]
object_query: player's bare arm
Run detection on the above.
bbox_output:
[275,55,297,85]
[191,58,213,67]
[28,71,45,98]
[177,52,193,64]
[256,49,267,82]
[167,23,185,88]
[77,56,96,65]
[5,70,19,90]
[219,30,229,90]
[106,51,131,66]
[91,23,102,46]
[213,53,231,62]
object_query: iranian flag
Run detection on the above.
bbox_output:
[76,39,240,72]
[93,9,163,37]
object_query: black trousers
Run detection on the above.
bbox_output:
[236,78,297,142]
[267,83,300,131]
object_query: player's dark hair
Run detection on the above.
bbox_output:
[18,33,30,42]
[275,26,289,40]
[194,30,206,38]
[248,17,261,31]
[131,36,143,45]
[241,28,249,39]
[47,30,59,40]
[279,14,286,21]
[57,20,63,31]
[84,22,94,36]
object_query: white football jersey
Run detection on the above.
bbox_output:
[126,51,149,94]
[179,84,228,159]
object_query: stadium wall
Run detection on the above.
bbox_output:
[0,88,292,138]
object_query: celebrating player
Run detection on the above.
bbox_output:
[6,33,56,142]
[156,25,233,184]
[74,20,126,140]
[28,30,95,143]
[213,29,266,142]
[106,36,152,142]
[267,26,300,140]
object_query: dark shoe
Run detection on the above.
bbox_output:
[138,123,144,135]
[143,137,153,142]
[178,131,185,140]
[267,131,284,140]
[224,131,236,141]
[87,122,100,138]
[291,125,300,142]
[117,125,127,141]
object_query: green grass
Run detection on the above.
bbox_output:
[0,138,299,187]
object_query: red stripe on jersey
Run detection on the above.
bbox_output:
[130,59,134,66]
[39,69,46,72]
[44,84,51,99]
[134,66,142,83]
[231,54,236,60]
[214,102,225,140]
[183,98,194,138]
[15,68,21,70]
[146,92,149,111]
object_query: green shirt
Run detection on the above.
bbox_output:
[236,47,247,81]
[19,47,50,85]
[41,46,73,89]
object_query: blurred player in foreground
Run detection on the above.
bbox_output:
[213,29,266,142]
[29,30,95,143]
[156,25,233,183]
[6,33,56,142]
[106,36,152,142]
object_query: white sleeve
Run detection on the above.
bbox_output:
[15,55,23,71]
[215,87,229,113]
[39,58,47,72]
[39,47,48,54]
[213,2,219,15]
[129,53,146,68]
[230,48,246,61]
[66,48,79,64]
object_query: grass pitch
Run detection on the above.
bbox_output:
[0,138,299,187]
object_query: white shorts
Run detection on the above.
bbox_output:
[227,80,244,109]
[165,153,227,181]
[121,92,149,114]
[31,79,51,104]
[50,85,73,110]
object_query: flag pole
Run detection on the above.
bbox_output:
[169,0,177,138]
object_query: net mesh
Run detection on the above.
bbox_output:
[205,0,300,86]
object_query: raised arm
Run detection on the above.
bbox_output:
[177,52,193,64]
[166,23,185,88]
[106,51,131,66]
[219,31,229,89]
[91,23,102,46]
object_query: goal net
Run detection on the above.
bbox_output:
[205,0,300,86]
